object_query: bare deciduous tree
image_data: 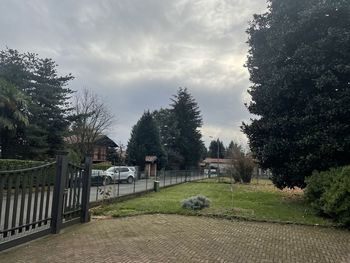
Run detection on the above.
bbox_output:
[69,89,114,161]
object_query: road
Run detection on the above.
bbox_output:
[89,173,208,202]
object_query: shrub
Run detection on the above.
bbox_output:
[305,169,336,212]
[238,156,254,184]
[181,195,211,210]
[231,170,241,183]
[322,167,350,226]
[305,165,350,227]
[0,159,45,171]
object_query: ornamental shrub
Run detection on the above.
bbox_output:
[304,168,336,213]
[305,166,350,227]
[181,195,211,210]
[322,166,350,226]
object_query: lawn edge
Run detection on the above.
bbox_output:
[91,210,344,230]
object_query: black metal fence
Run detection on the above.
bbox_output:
[0,153,92,251]
[90,169,208,203]
[1,157,208,251]
[0,163,55,240]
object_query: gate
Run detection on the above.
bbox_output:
[0,152,92,251]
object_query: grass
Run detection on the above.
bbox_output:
[91,178,334,226]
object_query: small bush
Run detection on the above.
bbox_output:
[232,171,241,183]
[181,195,211,210]
[305,165,350,227]
[227,154,255,184]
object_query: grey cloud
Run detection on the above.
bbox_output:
[0,0,267,148]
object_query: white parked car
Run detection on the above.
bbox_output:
[105,166,135,184]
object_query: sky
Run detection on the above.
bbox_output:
[0,0,267,149]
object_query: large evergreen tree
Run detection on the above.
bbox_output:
[152,108,183,169]
[0,49,73,159]
[208,139,225,159]
[170,88,203,169]
[126,111,166,169]
[243,0,350,188]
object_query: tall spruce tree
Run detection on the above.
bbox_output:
[243,0,350,188]
[126,111,166,169]
[152,108,183,169]
[170,88,203,169]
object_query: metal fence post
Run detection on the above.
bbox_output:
[133,172,136,193]
[117,170,120,197]
[81,156,92,223]
[163,170,166,187]
[51,152,68,234]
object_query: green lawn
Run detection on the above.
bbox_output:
[91,179,334,226]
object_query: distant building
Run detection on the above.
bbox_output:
[145,155,157,177]
[92,135,118,163]
[200,158,233,172]
[65,135,118,163]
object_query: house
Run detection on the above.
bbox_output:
[65,134,118,163]
[92,135,118,163]
[200,158,233,172]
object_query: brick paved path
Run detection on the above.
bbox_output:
[1,215,350,263]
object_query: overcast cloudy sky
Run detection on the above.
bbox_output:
[0,0,267,149]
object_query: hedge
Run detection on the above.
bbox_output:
[0,159,46,171]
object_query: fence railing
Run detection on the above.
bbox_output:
[0,162,56,241]
[90,169,208,203]
[1,159,208,251]
[0,153,92,252]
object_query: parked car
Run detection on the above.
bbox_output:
[91,169,110,185]
[204,168,217,176]
[105,166,135,184]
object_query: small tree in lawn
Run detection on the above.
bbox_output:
[226,142,255,184]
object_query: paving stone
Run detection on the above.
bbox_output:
[1,215,349,263]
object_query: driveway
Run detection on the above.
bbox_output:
[1,215,349,263]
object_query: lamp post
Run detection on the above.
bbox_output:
[209,136,220,178]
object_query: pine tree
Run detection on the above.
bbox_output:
[170,88,203,169]
[126,111,166,169]
[208,140,225,159]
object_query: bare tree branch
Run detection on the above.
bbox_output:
[69,88,114,161]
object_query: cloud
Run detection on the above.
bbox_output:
[0,0,267,149]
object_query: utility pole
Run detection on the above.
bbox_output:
[217,138,220,181]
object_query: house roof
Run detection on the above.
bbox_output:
[94,135,118,147]
[65,135,118,148]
